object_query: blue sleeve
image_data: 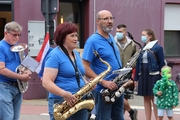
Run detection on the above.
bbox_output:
[156,45,165,69]
[82,36,96,62]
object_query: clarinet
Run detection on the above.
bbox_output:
[100,32,143,103]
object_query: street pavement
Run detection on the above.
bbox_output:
[20,95,180,120]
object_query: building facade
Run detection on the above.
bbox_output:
[0,0,180,99]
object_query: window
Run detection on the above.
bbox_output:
[164,4,180,57]
[164,31,180,57]
[58,2,81,48]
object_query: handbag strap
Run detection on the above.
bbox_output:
[147,49,157,61]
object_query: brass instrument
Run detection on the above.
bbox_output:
[101,32,143,103]
[53,51,112,120]
[10,43,29,93]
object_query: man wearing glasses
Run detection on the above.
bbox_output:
[83,10,124,120]
[0,21,32,120]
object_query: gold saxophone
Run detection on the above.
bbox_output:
[53,51,112,120]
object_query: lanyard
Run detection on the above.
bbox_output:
[95,33,121,68]
[107,41,121,68]
[60,45,80,88]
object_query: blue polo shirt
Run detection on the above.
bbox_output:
[45,47,86,99]
[82,32,122,92]
[0,40,21,82]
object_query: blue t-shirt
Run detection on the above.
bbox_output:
[82,32,122,92]
[45,46,86,99]
[0,40,21,82]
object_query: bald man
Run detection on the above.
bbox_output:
[83,10,124,120]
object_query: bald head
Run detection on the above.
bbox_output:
[96,10,112,20]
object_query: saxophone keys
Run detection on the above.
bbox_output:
[104,96,110,102]
[110,97,115,102]
[119,87,125,93]
[115,91,121,97]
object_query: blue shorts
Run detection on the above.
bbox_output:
[158,109,173,117]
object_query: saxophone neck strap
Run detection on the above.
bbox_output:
[95,33,121,68]
[60,45,80,88]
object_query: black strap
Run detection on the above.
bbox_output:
[60,45,80,88]
[147,49,157,61]
[95,33,121,68]
[108,41,121,68]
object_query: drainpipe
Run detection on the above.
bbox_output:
[94,0,96,32]
[45,0,50,32]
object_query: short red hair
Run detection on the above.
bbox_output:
[54,22,78,46]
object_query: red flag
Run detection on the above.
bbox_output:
[35,32,50,74]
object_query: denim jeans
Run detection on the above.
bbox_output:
[91,106,96,115]
[92,91,124,120]
[48,98,88,120]
[0,82,22,120]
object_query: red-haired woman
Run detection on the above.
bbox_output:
[42,22,88,120]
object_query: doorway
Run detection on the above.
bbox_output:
[0,1,13,40]
[58,0,86,48]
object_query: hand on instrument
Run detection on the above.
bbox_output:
[18,68,32,82]
[63,91,77,107]
[101,80,118,90]
[19,74,31,82]
[23,69,32,75]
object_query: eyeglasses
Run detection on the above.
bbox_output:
[8,31,21,37]
[98,17,115,21]
[116,31,123,33]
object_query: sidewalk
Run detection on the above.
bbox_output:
[20,94,180,120]
[21,94,180,108]
[129,95,180,109]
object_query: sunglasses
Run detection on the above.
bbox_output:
[8,31,21,37]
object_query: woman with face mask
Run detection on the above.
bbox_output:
[134,29,165,120]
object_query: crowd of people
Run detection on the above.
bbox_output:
[0,9,179,120]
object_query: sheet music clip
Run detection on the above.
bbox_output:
[112,68,132,75]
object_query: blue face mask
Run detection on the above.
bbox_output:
[116,32,124,40]
[141,36,148,43]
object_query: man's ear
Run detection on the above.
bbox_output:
[4,31,8,35]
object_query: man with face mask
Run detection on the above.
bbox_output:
[115,24,138,120]
[83,10,124,120]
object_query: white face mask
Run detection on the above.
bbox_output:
[141,36,148,43]
[116,32,124,40]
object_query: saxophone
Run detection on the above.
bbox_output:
[101,32,143,103]
[53,50,112,120]
[10,43,29,93]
